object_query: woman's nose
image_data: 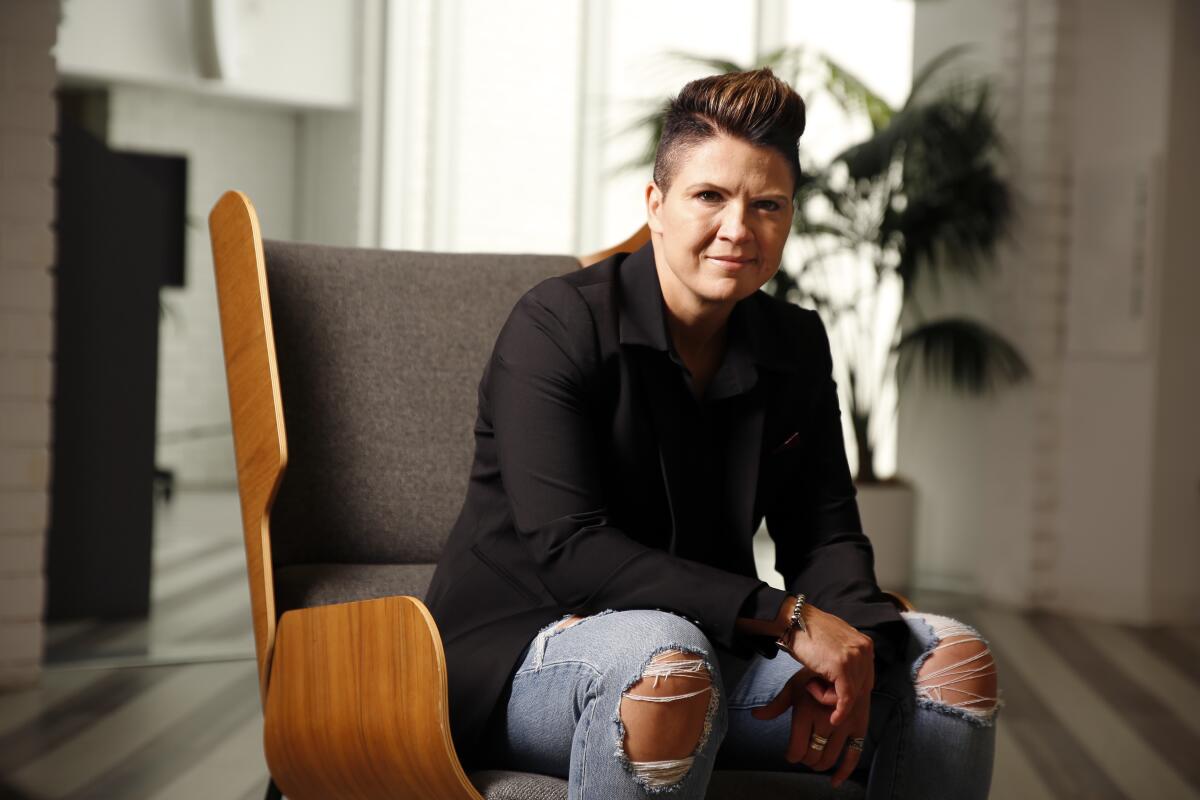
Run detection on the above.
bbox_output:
[717,202,751,242]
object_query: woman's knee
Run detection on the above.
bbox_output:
[903,612,1001,725]
[610,611,726,791]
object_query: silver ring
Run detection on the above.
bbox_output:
[848,737,866,752]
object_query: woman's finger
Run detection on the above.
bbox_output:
[829,673,856,727]
[787,692,816,764]
[830,741,864,789]
[750,680,794,721]
[813,722,849,773]
[804,677,838,706]
[829,699,871,788]
[800,717,834,769]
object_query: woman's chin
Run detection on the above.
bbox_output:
[699,276,756,304]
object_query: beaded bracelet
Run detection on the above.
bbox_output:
[775,593,808,653]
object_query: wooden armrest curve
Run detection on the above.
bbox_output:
[882,590,915,613]
[264,595,483,800]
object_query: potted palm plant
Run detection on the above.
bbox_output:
[627,47,1031,590]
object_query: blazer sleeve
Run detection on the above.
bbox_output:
[485,278,768,649]
[764,309,909,666]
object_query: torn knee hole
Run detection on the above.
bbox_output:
[915,632,1000,720]
[618,649,718,790]
[553,614,585,632]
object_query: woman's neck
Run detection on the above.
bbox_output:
[654,259,732,375]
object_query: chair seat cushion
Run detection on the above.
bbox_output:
[272,562,435,614]
[469,769,867,799]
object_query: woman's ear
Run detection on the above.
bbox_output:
[645,181,665,235]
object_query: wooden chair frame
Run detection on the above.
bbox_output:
[210,191,483,800]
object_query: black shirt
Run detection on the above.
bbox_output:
[659,297,790,623]
[655,275,898,665]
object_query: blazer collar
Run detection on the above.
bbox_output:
[616,240,804,374]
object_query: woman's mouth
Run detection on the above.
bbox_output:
[707,255,755,268]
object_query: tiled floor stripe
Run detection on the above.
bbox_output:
[0,668,177,776]
[1122,625,1200,693]
[1028,614,1200,787]
[69,667,261,800]
[41,623,93,649]
[0,670,105,738]
[965,613,1127,800]
[7,661,253,798]
[187,607,254,643]
[1075,620,1200,740]
[47,575,251,663]
[152,535,239,577]
[147,715,268,800]
[152,544,248,603]
[1176,627,1200,658]
[977,609,1198,800]
[992,721,1056,800]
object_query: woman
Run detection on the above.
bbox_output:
[425,68,999,799]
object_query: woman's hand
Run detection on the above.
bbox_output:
[752,672,870,789]
[782,601,875,727]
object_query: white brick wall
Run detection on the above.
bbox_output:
[0,0,58,689]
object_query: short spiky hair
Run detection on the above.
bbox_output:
[653,67,806,198]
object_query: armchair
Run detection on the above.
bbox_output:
[209,190,881,799]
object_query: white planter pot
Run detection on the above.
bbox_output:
[855,478,915,593]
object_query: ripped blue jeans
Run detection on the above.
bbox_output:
[481,609,999,799]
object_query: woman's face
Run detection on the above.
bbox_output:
[645,133,794,314]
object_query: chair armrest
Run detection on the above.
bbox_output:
[882,590,915,612]
[263,595,483,800]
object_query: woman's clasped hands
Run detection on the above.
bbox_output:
[751,602,875,789]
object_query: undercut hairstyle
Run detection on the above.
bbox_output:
[652,67,806,199]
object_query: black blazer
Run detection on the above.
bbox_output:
[425,242,907,760]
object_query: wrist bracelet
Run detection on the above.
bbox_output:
[775,593,807,653]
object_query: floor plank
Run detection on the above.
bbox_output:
[146,714,268,800]
[7,661,254,798]
[976,609,1198,800]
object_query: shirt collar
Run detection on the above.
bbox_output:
[616,240,804,378]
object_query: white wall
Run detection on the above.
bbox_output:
[902,0,1037,598]
[104,85,299,487]
[905,0,1199,622]
[1148,0,1200,622]
[0,0,59,688]
[1053,0,1171,622]
[54,0,378,488]
[56,0,357,109]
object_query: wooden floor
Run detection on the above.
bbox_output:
[2,490,1198,799]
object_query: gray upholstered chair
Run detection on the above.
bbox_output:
[209,190,867,799]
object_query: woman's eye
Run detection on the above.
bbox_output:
[697,190,721,202]
[757,200,782,212]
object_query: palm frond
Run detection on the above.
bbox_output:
[818,53,895,131]
[609,101,669,175]
[661,51,749,76]
[894,317,1031,394]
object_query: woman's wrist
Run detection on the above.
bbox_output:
[774,594,808,651]
[774,594,798,638]
[735,592,798,638]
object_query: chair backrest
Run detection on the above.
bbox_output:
[262,239,577,567]
[209,190,588,700]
